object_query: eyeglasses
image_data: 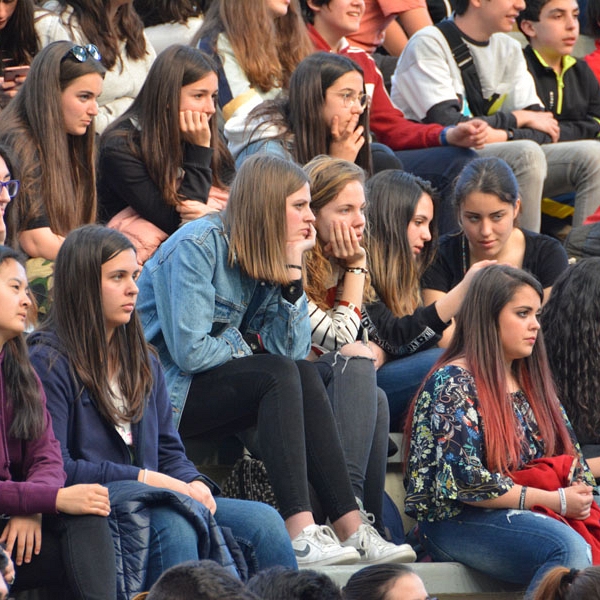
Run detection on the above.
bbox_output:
[0,180,19,198]
[333,90,369,109]
[62,44,102,63]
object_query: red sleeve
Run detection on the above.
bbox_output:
[343,47,443,150]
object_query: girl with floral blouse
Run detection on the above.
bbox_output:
[404,265,596,596]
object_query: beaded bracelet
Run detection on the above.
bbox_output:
[344,266,368,275]
[519,486,527,510]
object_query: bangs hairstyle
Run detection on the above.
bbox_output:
[43,225,152,425]
[195,0,313,92]
[366,170,437,317]
[102,45,232,204]
[0,41,105,240]
[225,154,309,284]
[406,265,574,475]
[303,155,369,310]
[454,156,519,215]
[0,0,38,67]
[0,246,44,440]
[542,258,600,445]
[56,0,147,69]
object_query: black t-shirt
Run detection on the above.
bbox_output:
[422,229,569,291]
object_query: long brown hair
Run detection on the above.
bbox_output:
[0,0,38,69]
[248,52,373,174]
[195,0,312,92]
[405,265,575,475]
[365,170,437,317]
[0,41,105,242]
[303,155,369,309]
[39,225,152,425]
[56,0,148,69]
[225,154,309,285]
[101,45,234,206]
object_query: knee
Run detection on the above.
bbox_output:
[516,141,547,173]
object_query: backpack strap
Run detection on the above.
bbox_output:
[435,19,498,116]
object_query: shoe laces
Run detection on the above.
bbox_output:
[306,524,341,546]
[354,523,388,550]
[355,497,376,526]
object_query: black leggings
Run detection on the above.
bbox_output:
[181,354,357,522]
[6,513,116,600]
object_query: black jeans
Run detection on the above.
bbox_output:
[181,354,357,522]
[5,513,116,600]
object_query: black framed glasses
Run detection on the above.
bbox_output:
[62,44,101,63]
[0,180,19,198]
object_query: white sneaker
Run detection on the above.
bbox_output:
[341,523,417,564]
[292,524,360,567]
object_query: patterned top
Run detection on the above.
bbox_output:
[404,365,591,522]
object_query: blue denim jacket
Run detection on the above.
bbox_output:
[137,214,311,428]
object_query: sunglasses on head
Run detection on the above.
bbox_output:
[62,44,101,63]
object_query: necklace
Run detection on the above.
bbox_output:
[460,235,469,276]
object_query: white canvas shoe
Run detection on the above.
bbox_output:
[292,524,360,567]
[341,523,417,564]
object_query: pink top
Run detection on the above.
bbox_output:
[347,0,426,53]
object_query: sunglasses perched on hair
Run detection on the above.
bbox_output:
[62,44,102,63]
[0,180,19,198]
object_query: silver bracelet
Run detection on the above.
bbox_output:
[558,487,567,516]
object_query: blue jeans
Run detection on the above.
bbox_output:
[145,497,297,588]
[394,146,477,235]
[420,506,591,596]
[315,352,389,527]
[214,497,297,574]
[377,348,444,431]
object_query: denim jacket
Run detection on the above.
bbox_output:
[136,214,311,428]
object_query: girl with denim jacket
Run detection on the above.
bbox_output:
[136,154,415,568]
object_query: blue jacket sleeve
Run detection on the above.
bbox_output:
[29,344,142,486]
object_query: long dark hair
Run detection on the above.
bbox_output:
[0,246,44,440]
[405,265,575,475]
[102,45,234,205]
[41,225,153,425]
[542,259,600,445]
[133,0,207,26]
[0,0,38,70]
[0,41,105,242]
[248,52,372,173]
[56,0,148,69]
[533,566,600,600]
[343,564,418,600]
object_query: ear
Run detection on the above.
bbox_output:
[306,0,321,15]
[513,198,521,220]
[519,19,538,39]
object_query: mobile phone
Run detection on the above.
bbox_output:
[3,65,30,82]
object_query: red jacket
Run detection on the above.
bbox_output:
[307,25,444,151]
[511,455,600,564]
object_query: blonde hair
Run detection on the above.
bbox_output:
[226,154,309,284]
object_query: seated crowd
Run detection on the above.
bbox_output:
[0,0,599,598]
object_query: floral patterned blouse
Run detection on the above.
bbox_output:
[404,364,592,523]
